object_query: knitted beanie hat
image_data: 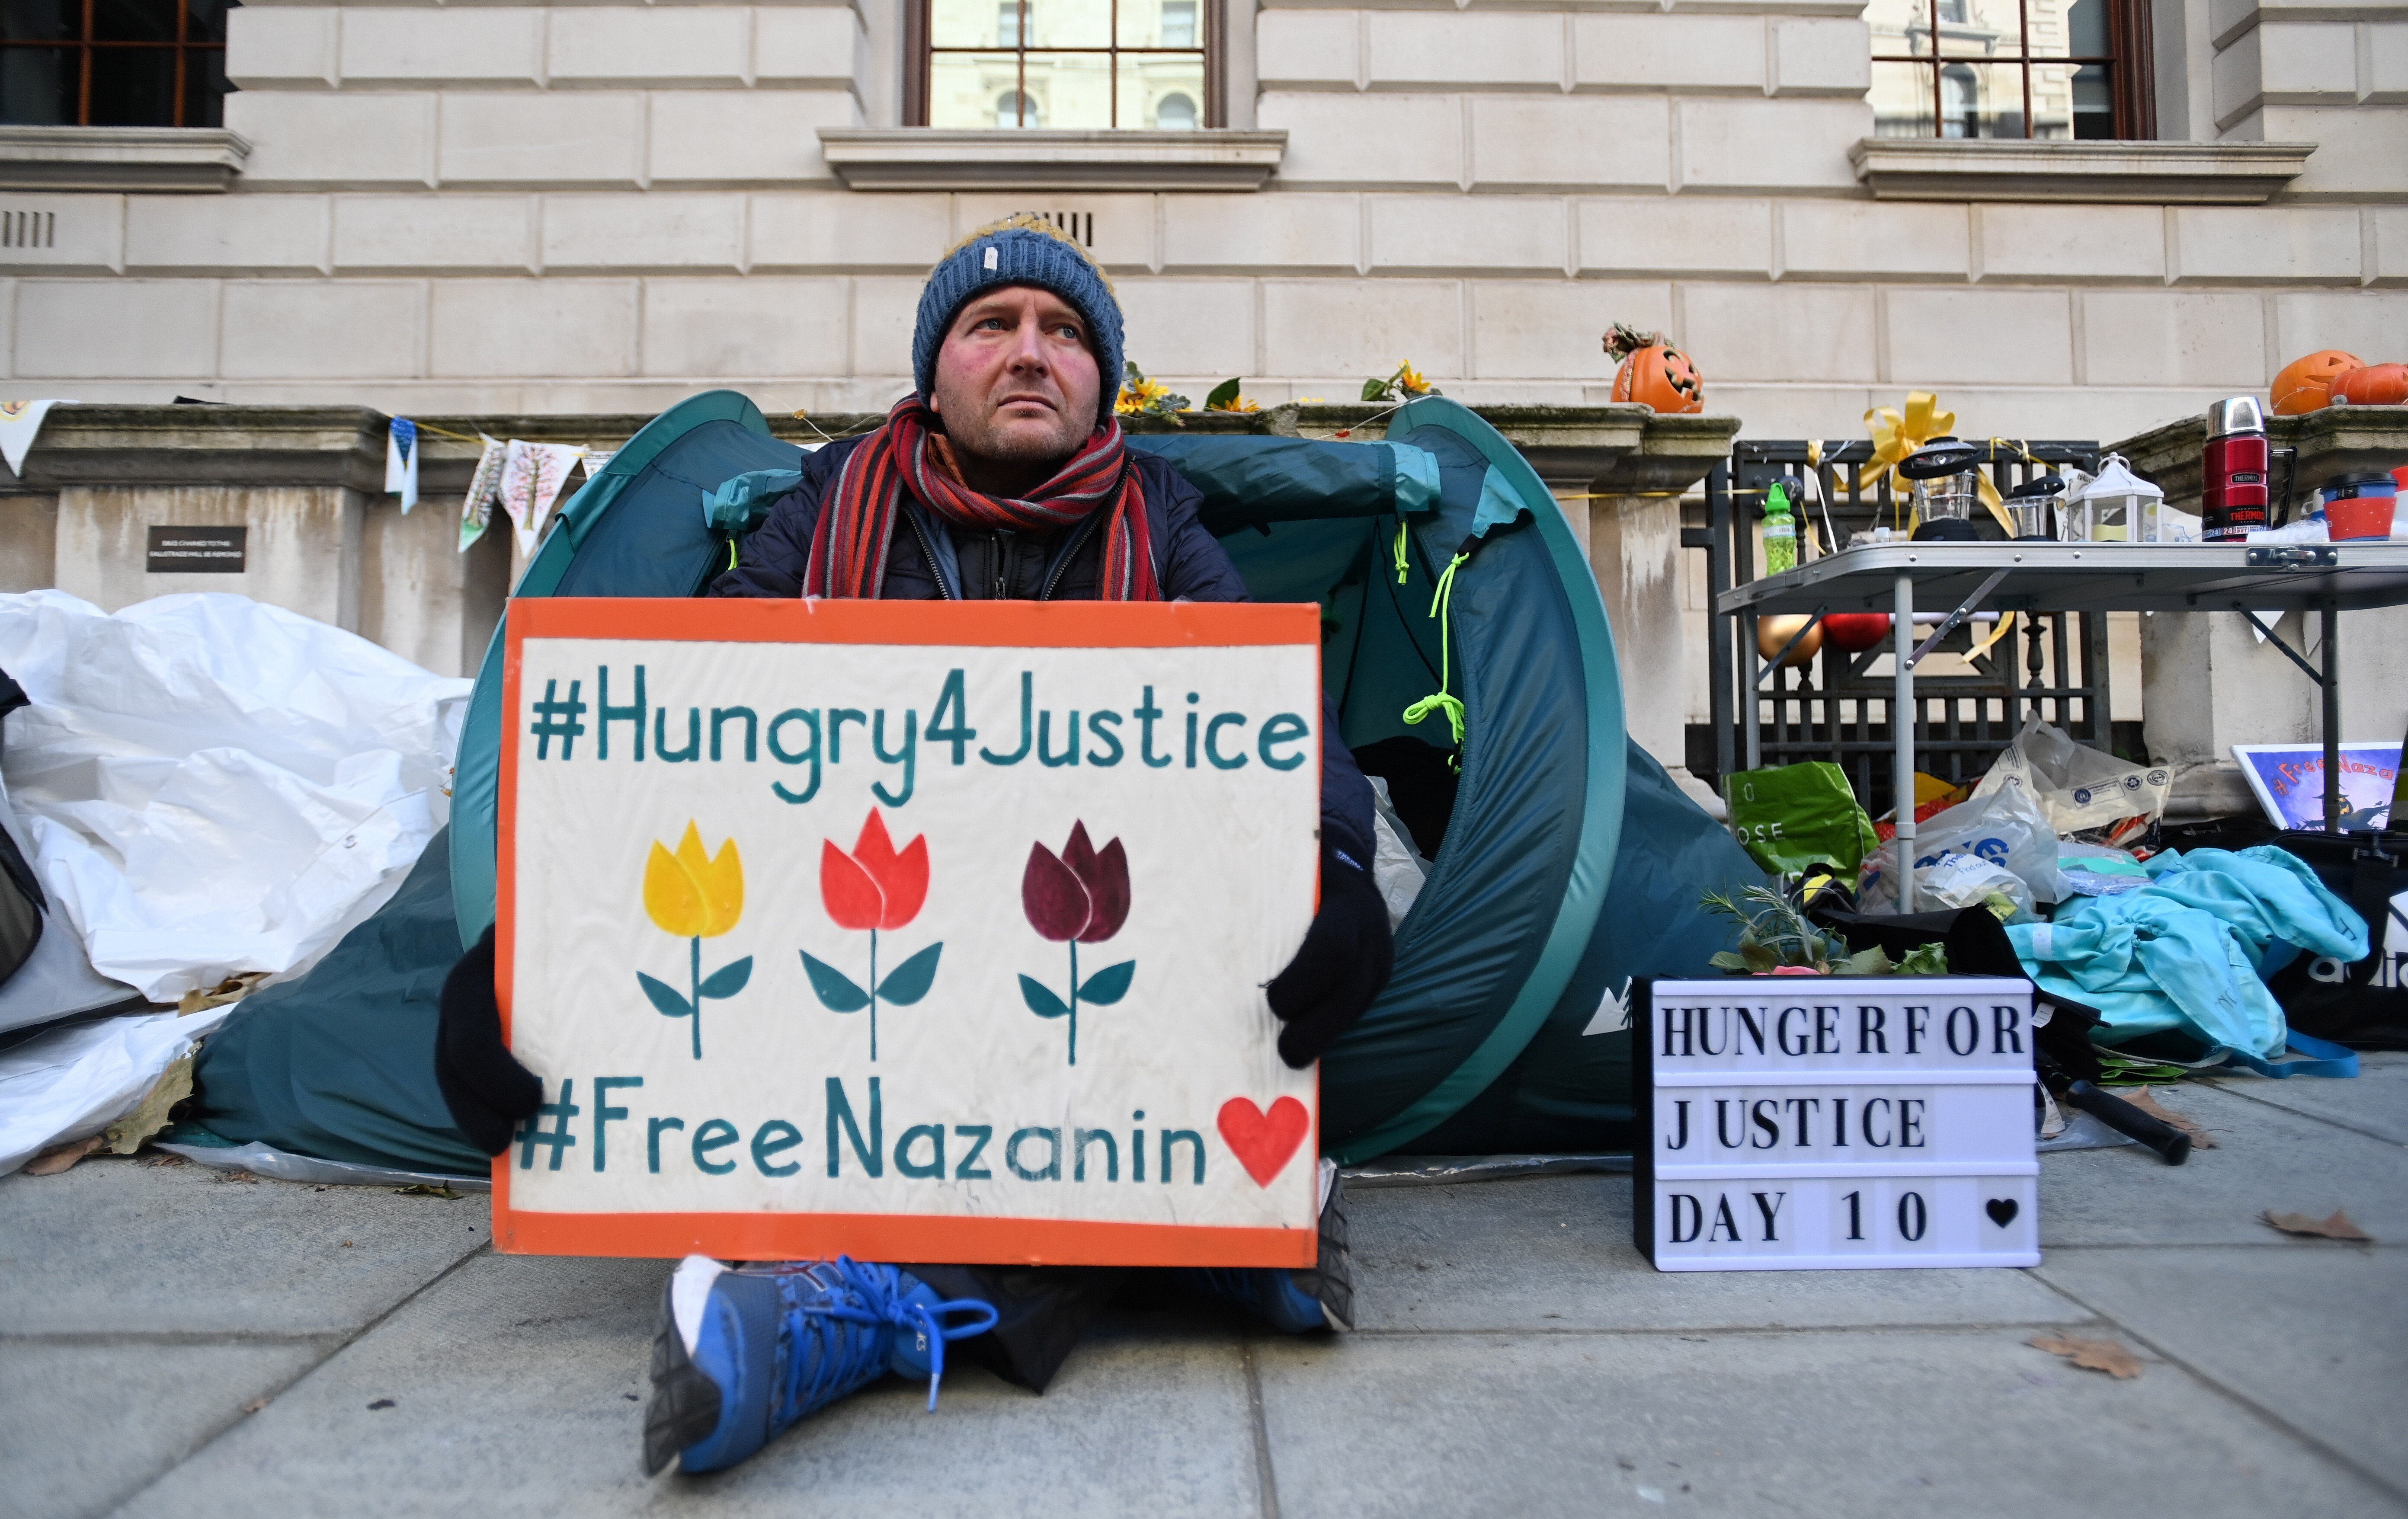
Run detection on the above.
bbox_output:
[912,214,1124,429]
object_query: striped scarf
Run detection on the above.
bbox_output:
[804,396,1159,601]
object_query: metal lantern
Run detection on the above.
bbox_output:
[1896,436,1987,542]
[2069,453,2164,543]
[2005,475,2062,541]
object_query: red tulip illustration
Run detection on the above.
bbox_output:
[802,809,941,1062]
[1019,822,1135,1065]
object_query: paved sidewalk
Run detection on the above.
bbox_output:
[5,1056,2403,1519]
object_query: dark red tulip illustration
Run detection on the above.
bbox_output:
[1019,822,1134,1064]
[804,809,941,1061]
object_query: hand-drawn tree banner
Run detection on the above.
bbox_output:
[494,599,1324,1266]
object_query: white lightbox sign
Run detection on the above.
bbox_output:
[1636,977,2039,1271]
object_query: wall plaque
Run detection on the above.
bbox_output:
[145,525,246,573]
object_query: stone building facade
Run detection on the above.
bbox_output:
[2,0,2405,802]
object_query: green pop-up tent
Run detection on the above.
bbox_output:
[196,391,1757,1174]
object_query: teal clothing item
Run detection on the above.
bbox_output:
[2008,845,2368,1057]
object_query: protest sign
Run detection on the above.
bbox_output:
[494,598,1324,1267]
[2232,742,2400,831]
[1636,978,2039,1270]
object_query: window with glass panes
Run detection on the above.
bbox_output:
[0,0,235,127]
[921,0,1213,129]
[1868,0,2152,140]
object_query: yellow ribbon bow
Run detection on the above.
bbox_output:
[1857,393,1956,496]
[1859,394,2025,536]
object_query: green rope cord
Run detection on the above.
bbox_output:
[1392,520,1411,584]
[1402,550,1470,755]
[727,539,739,572]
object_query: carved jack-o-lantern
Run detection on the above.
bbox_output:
[1604,323,1705,415]
[2270,349,2363,415]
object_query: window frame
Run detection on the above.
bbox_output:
[1870,0,2154,142]
[909,0,1223,130]
[0,0,234,129]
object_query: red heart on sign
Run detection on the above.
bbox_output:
[1217,1096,1310,1188]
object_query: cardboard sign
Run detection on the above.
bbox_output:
[1636,978,2039,1271]
[495,599,1324,1267]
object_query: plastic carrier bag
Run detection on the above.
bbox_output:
[1973,717,2170,849]
[1723,761,1880,875]
[1860,782,2069,912]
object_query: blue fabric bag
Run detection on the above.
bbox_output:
[2009,845,2366,1066]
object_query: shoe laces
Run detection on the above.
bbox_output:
[762,1257,999,1415]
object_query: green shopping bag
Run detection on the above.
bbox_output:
[1722,761,1880,875]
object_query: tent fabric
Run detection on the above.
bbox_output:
[194,824,486,1176]
[201,390,1752,1174]
[1392,741,1768,1155]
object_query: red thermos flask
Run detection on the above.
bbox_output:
[2202,396,2268,542]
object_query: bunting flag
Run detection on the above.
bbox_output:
[458,433,508,553]
[384,417,419,514]
[0,399,70,476]
[498,441,586,557]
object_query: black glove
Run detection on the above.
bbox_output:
[435,925,543,1156]
[1266,845,1394,1069]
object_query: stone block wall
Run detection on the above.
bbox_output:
[3,0,2403,759]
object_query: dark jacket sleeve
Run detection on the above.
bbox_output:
[707,436,862,599]
[1137,457,1376,866]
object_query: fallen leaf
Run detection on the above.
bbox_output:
[211,1168,259,1184]
[2262,1208,2373,1242]
[104,1052,195,1155]
[240,1396,271,1415]
[23,1136,104,1175]
[394,1183,462,1199]
[2125,1088,2216,1148]
[2027,1334,2145,1379]
[178,972,266,1017]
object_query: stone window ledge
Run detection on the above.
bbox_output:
[820,129,1286,191]
[0,126,250,192]
[1849,139,2315,204]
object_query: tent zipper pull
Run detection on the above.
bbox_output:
[1402,544,1474,767]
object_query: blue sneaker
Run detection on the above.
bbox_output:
[643,1255,997,1476]
[1173,1165,1353,1333]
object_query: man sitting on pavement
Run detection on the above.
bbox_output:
[431,214,1396,1478]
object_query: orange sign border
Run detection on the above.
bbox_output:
[494,597,1322,1266]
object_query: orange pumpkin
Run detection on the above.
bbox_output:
[1604,322,1704,415]
[2270,349,2363,415]
[2330,362,2408,406]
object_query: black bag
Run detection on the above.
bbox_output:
[0,666,45,988]
[2262,723,2407,1051]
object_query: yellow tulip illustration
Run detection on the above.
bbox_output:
[636,822,752,1060]
[644,822,744,938]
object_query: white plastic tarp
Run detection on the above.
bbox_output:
[0,1004,230,1176]
[0,592,471,1001]
[0,767,139,1033]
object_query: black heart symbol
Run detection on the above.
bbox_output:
[1985,1198,2019,1227]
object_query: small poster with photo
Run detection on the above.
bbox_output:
[2230,743,2400,832]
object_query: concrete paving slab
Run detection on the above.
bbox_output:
[1255,1329,2408,1519]
[2203,1051,2408,1146]
[0,1156,492,1336]
[0,1337,328,1519]
[2035,1244,2408,1494]
[1351,1177,2089,1332]
[114,1250,1265,1519]
[2039,1080,2408,1246]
